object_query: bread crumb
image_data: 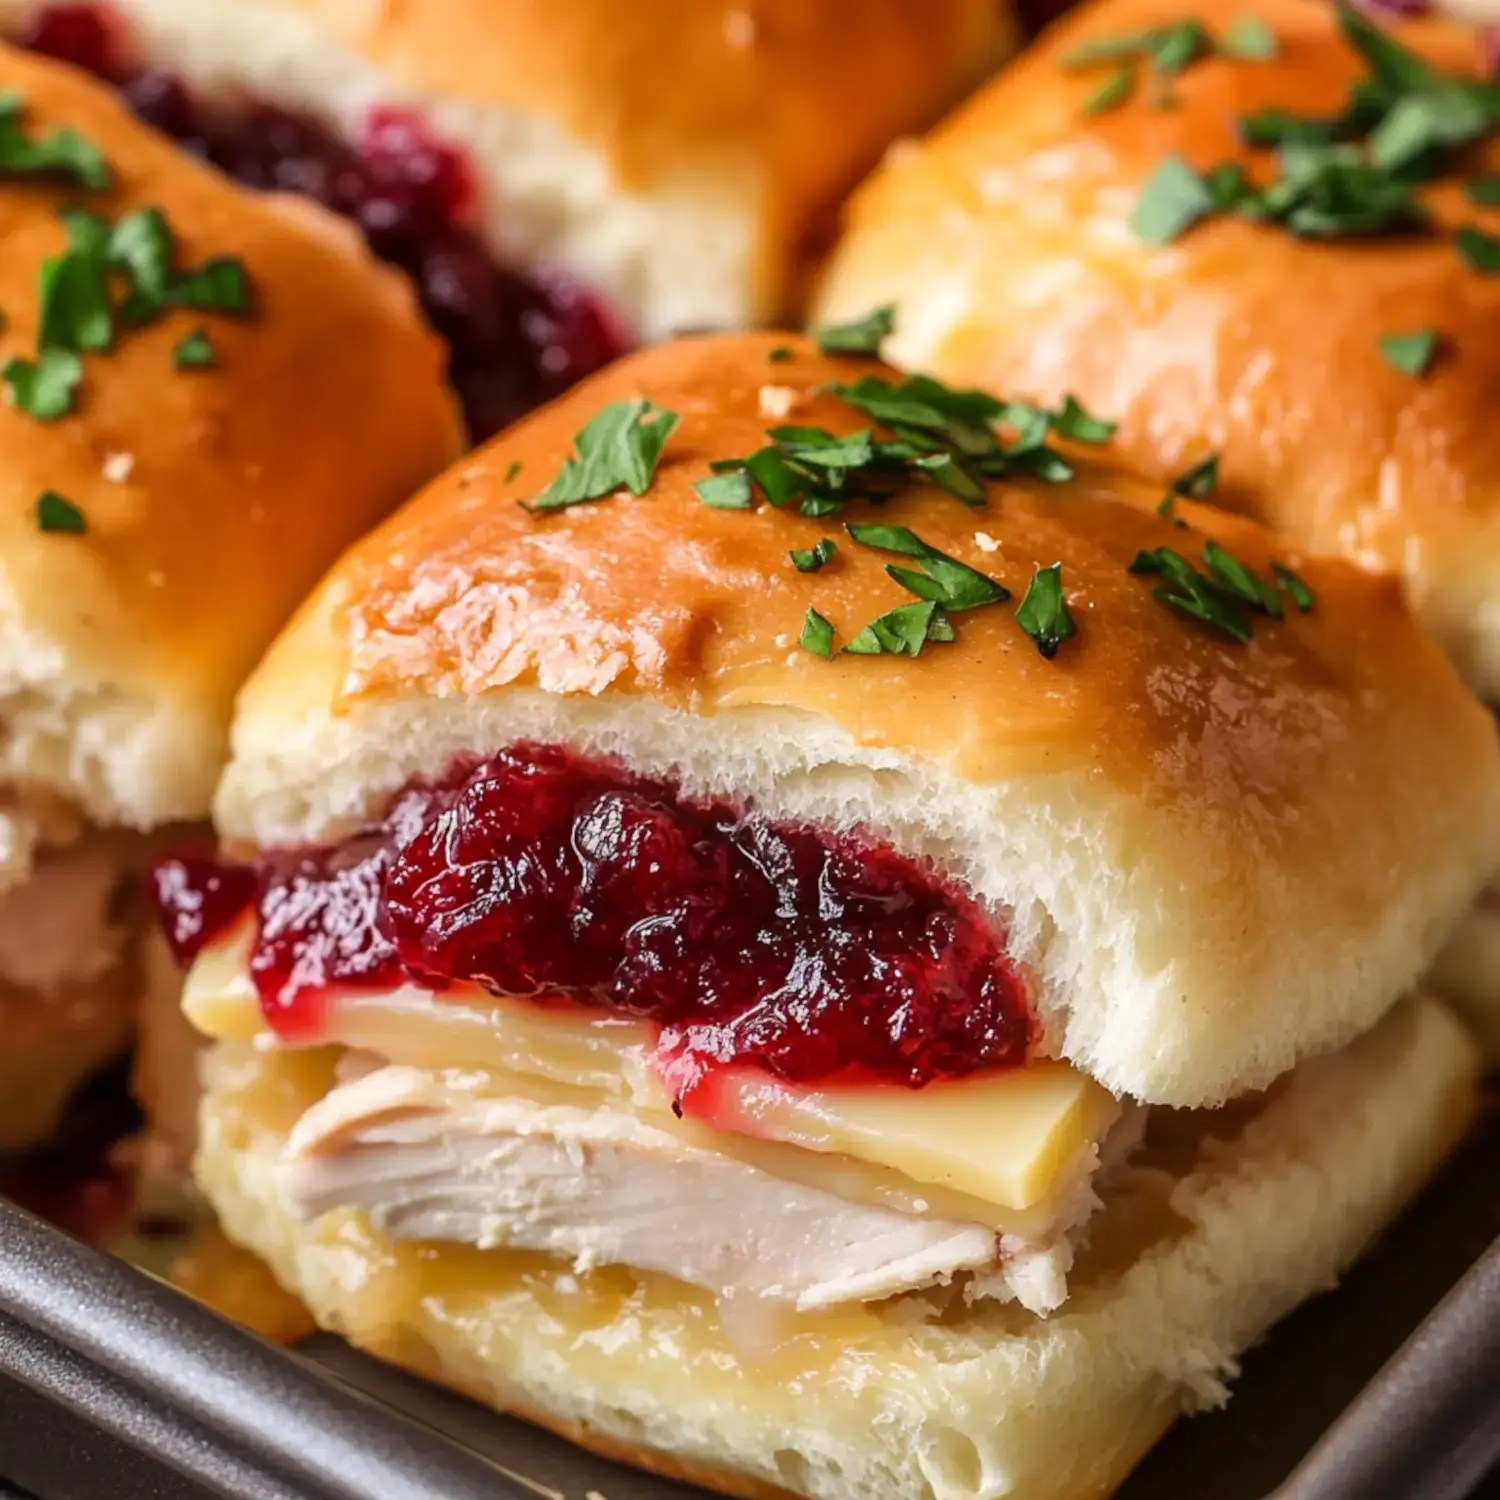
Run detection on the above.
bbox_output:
[102,452,134,483]
[759,384,799,419]
[974,531,1001,552]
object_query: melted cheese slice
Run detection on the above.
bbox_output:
[183,923,1116,1215]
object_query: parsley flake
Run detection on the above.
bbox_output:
[1467,176,1500,206]
[524,399,681,513]
[172,328,217,370]
[3,348,81,421]
[1172,452,1220,499]
[768,345,794,363]
[1130,545,1254,642]
[1273,562,1316,611]
[1378,328,1438,375]
[1221,15,1279,60]
[800,608,836,658]
[1457,224,1500,274]
[695,471,754,509]
[1133,154,1214,244]
[34,490,86,534]
[843,600,948,657]
[1083,62,1135,115]
[1015,564,1077,659]
[173,256,254,317]
[1050,394,1118,445]
[845,522,1010,610]
[504,460,523,483]
[813,305,894,356]
[0,94,110,191]
[790,538,837,572]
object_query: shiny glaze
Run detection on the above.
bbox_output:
[222,334,1500,1007]
[815,0,1500,688]
[0,41,461,814]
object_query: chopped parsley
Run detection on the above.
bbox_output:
[843,600,951,657]
[799,608,836,658]
[695,471,754,509]
[1221,15,1279,61]
[1130,541,1310,641]
[1467,176,1500,206]
[34,490,85,534]
[1171,452,1220,499]
[790,538,837,572]
[173,256,254,317]
[1377,328,1438,374]
[172,328,217,370]
[503,460,523,483]
[1132,154,1215,244]
[768,345,794,363]
[812,305,894,357]
[525,399,680,513]
[1456,224,1500,274]
[0,93,110,191]
[1015,564,1077,658]
[3,347,82,421]
[845,522,1010,610]
[1083,63,1135,115]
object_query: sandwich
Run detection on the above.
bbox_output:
[161,331,1497,1499]
[0,0,1015,438]
[0,37,461,1161]
[812,0,1500,1050]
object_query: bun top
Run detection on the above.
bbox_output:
[280,0,1013,313]
[813,0,1500,695]
[219,333,1500,1104]
[0,42,462,830]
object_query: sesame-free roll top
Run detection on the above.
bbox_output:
[0,39,462,830]
[814,0,1500,696]
[179,331,1500,1110]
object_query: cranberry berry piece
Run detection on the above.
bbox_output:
[148,851,257,966]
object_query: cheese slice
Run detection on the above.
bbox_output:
[182,927,1116,1214]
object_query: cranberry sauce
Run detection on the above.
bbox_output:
[15,4,629,438]
[150,745,1033,1093]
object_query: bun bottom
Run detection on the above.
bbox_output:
[195,998,1476,1500]
[1429,902,1500,1061]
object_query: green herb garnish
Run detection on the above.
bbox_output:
[695,471,754,509]
[34,490,85,534]
[1171,452,1220,499]
[812,305,894,357]
[1131,545,1255,642]
[768,345,794,363]
[172,328,217,370]
[1204,539,1283,616]
[504,460,523,483]
[1457,224,1500,274]
[1132,154,1214,244]
[1273,562,1316,610]
[1221,15,1279,60]
[3,347,82,421]
[800,608,836,658]
[845,522,1011,610]
[1467,176,1500,206]
[1083,63,1136,115]
[0,93,109,191]
[842,600,949,657]
[1378,328,1438,374]
[790,538,837,572]
[524,399,681,513]
[173,256,254,317]
[1015,564,1077,658]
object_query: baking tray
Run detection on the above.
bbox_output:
[1,1104,1499,1500]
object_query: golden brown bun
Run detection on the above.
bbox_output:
[195,997,1479,1500]
[215,333,1500,1106]
[2,0,1015,338]
[814,0,1500,696]
[0,42,463,830]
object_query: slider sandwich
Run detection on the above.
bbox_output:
[0,39,461,1158]
[0,0,1015,438]
[813,0,1500,1051]
[163,332,1500,1499]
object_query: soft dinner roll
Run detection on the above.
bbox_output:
[195,996,1477,1500]
[202,333,1500,1108]
[814,0,1500,696]
[0,39,459,1147]
[0,0,1015,344]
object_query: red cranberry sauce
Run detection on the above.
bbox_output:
[15,4,629,439]
[149,746,1034,1093]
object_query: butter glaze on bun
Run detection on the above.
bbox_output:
[196,996,1478,1500]
[215,333,1500,1107]
[0,40,462,831]
[0,0,1015,338]
[813,0,1500,697]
